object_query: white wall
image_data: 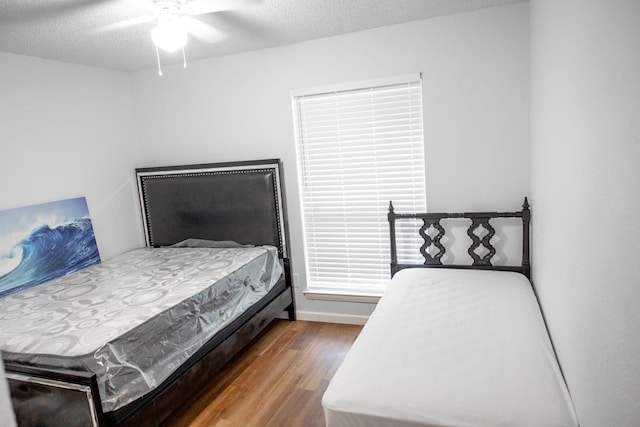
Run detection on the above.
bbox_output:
[131,3,530,321]
[0,53,143,260]
[530,1,640,426]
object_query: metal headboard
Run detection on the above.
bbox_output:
[388,197,530,279]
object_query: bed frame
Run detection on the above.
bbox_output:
[388,197,531,279]
[324,198,580,427]
[5,159,296,427]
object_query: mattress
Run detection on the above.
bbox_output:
[322,268,579,427]
[0,245,282,412]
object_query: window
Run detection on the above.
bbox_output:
[292,74,426,296]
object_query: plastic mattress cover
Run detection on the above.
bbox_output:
[0,245,282,412]
[322,268,579,427]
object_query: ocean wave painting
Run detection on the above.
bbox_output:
[0,197,101,298]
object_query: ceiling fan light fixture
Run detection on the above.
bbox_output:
[151,16,188,53]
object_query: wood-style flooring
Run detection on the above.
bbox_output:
[163,320,363,427]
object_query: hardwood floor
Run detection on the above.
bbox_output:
[163,320,363,427]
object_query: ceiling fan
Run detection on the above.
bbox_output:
[100,0,261,75]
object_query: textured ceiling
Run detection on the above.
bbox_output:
[0,0,526,72]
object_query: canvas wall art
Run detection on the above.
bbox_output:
[0,197,100,298]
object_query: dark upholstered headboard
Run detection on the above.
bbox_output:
[136,159,288,258]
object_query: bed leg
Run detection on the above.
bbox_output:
[282,259,296,321]
[286,302,296,321]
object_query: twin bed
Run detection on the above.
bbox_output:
[1,159,295,426]
[323,199,579,427]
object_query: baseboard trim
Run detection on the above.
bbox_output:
[294,310,369,325]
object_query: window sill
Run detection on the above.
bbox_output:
[303,290,382,304]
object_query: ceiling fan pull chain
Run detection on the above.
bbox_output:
[182,47,187,69]
[156,46,164,77]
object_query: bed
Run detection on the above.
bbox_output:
[322,199,579,427]
[1,159,296,427]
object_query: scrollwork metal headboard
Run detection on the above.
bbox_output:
[388,198,531,279]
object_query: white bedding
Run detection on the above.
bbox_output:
[322,268,578,427]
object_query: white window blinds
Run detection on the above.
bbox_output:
[292,74,426,295]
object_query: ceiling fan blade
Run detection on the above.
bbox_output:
[183,17,228,43]
[92,14,156,34]
[186,0,261,15]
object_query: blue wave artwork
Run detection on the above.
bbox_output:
[0,197,101,298]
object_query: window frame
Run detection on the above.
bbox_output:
[291,73,427,298]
